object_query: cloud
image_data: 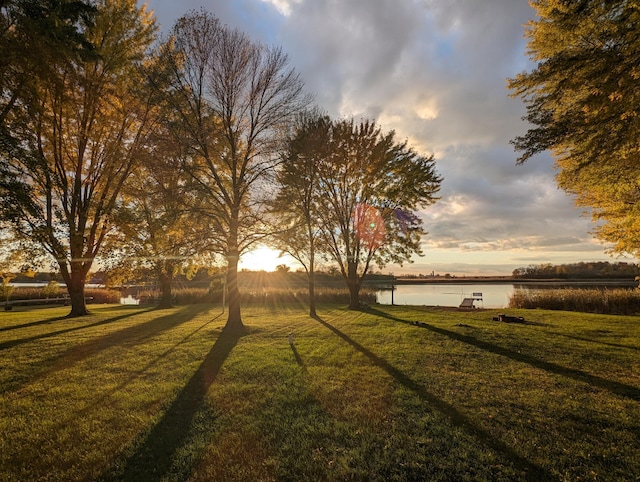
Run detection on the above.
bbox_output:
[139,0,626,274]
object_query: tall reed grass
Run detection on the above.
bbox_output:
[509,287,640,314]
[6,287,120,304]
[6,285,375,308]
[136,286,377,306]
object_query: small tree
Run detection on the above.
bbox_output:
[104,131,212,309]
[42,280,60,298]
[272,113,331,317]
[0,277,13,306]
[0,236,27,305]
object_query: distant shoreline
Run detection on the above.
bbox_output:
[393,277,638,286]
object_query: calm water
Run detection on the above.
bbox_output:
[375,281,637,308]
[376,283,514,308]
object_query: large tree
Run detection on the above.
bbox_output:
[158,10,309,331]
[0,0,157,316]
[279,117,441,310]
[508,0,640,256]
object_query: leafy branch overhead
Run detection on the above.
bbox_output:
[508,0,640,257]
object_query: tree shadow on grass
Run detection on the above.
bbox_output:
[0,308,155,351]
[312,314,553,481]
[290,342,306,372]
[101,327,244,482]
[551,332,640,351]
[95,312,225,403]
[2,305,215,395]
[53,304,214,364]
[368,308,640,402]
[0,314,73,332]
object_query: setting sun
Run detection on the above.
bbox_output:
[239,246,298,272]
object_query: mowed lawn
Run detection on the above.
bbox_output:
[1,303,639,481]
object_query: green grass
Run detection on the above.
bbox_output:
[1,303,639,481]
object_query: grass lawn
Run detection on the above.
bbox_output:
[1,302,639,481]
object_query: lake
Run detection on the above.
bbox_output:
[375,281,638,308]
[376,283,513,308]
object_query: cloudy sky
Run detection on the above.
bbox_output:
[140,0,629,275]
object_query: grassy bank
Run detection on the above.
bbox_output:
[1,303,639,480]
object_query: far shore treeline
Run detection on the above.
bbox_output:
[511,261,638,280]
[6,260,638,286]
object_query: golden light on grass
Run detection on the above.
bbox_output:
[2,304,639,480]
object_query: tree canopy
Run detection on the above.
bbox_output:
[1,0,97,231]
[0,0,157,316]
[508,0,640,257]
[157,10,310,330]
[1,0,97,125]
[275,115,442,310]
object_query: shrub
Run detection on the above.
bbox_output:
[85,288,121,304]
[41,281,60,298]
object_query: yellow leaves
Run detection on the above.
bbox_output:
[608,91,623,102]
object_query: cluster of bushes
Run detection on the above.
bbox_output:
[84,289,121,304]
[136,288,212,305]
[509,287,640,315]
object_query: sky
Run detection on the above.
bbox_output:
[139,0,633,276]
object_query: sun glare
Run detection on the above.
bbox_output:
[239,246,295,272]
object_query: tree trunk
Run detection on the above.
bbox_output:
[347,281,360,310]
[157,268,173,309]
[308,271,317,318]
[307,243,317,318]
[225,251,245,332]
[346,260,360,310]
[67,270,89,317]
